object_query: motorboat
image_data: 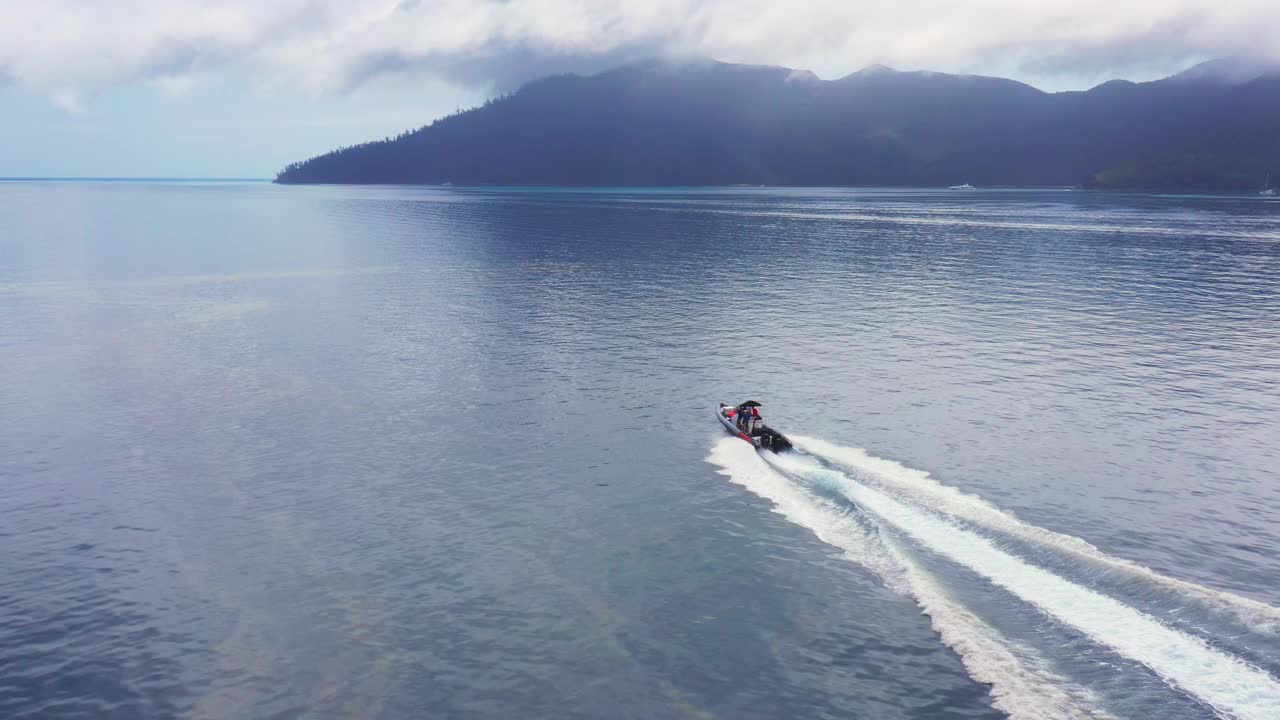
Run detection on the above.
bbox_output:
[717,401,792,452]
[948,183,976,190]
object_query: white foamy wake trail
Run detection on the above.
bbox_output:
[707,438,1114,720]
[764,449,1280,720]
[791,436,1280,636]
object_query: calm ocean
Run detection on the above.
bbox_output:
[2,181,1279,719]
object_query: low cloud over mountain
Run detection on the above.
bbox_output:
[4,0,1280,107]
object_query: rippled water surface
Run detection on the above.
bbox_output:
[2,182,1279,720]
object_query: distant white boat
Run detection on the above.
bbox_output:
[948,183,975,190]
[1261,173,1276,196]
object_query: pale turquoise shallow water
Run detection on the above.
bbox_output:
[1,182,1279,719]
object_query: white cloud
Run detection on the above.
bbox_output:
[2,0,1278,105]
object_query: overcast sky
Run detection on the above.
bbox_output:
[2,0,1277,177]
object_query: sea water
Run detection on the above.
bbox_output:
[2,182,1279,719]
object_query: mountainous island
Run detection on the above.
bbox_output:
[276,58,1280,190]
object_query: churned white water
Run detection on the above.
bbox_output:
[720,441,1280,720]
[708,438,1115,720]
[792,436,1280,636]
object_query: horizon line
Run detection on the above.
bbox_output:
[0,176,271,182]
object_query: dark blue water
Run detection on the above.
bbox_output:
[2,182,1279,720]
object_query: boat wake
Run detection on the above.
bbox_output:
[706,437,1280,720]
[789,436,1280,638]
